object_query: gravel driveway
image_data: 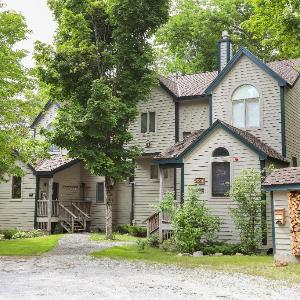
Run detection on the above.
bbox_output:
[0,234,299,300]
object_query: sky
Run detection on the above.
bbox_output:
[3,0,57,68]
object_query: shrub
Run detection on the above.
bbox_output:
[0,229,19,240]
[199,242,241,255]
[0,234,4,241]
[136,239,147,252]
[115,224,131,234]
[128,226,147,237]
[229,168,265,254]
[11,229,46,240]
[54,223,66,234]
[147,233,159,248]
[172,187,220,254]
[160,238,177,252]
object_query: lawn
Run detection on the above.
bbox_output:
[92,244,300,284]
[90,233,143,242]
[0,234,62,256]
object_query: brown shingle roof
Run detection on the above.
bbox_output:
[155,120,287,162]
[263,167,300,186]
[35,154,79,173]
[159,58,300,98]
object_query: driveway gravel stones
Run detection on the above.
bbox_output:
[0,233,299,300]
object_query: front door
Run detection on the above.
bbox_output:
[52,182,59,200]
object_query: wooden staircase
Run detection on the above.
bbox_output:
[58,203,91,233]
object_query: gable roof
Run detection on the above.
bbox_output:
[159,49,300,99]
[155,120,288,163]
[34,154,80,175]
[30,101,60,129]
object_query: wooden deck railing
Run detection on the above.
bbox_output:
[58,203,78,233]
[37,200,59,217]
[72,201,91,216]
[71,202,90,230]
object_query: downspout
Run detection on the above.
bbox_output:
[34,175,40,229]
[130,160,135,225]
[270,191,276,253]
[208,95,213,126]
[180,164,185,205]
[260,160,267,245]
[280,86,286,157]
[174,100,179,200]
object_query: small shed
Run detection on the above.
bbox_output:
[263,167,300,263]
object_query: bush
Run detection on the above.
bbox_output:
[160,238,177,252]
[199,242,241,255]
[229,169,265,254]
[136,239,147,252]
[115,224,131,234]
[147,233,159,248]
[0,229,19,240]
[11,229,46,240]
[129,226,147,237]
[54,223,66,234]
[172,187,220,254]
[0,234,4,241]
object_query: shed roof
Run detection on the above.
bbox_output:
[263,167,300,187]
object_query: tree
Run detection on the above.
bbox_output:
[35,0,169,238]
[0,2,46,181]
[155,0,258,74]
[243,0,300,60]
[155,0,300,75]
[229,169,265,254]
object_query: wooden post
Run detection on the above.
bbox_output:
[47,177,53,233]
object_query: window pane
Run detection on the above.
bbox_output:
[163,169,168,179]
[12,176,21,199]
[150,165,158,179]
[246,99,259,127]
[212,162,230,197]
[233,101,245,128]
[232,85,259,100]
[96,182,105,203]
[212,147,229,157]
[149,112,156,133]
[141,113,147,133]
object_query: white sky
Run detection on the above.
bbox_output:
[2,0,57,68]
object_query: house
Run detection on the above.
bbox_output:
[0,31,299,247]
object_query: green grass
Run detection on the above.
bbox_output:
[0,234,63,256]
[90,233,144,242]
[92,245,300,284]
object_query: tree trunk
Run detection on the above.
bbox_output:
[105,177,114,239]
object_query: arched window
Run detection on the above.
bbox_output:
[212,147,229,157]
[232,84,260,128]
[212,147,230,197]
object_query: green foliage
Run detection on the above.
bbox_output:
[154,191,177,218]
[53,223,66,234]
[0,229,46,240]
[147,233,159,248]
[155,0,300,75]
[136,239,147,252]
[160,238,177,252]
[115,224,147,237]
[0,4,47,180]
[199,242,242,255]
[172,187,220,253]
[243,0,300,60]
[229,168,265,254]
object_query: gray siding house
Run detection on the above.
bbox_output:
[1,32,300,247]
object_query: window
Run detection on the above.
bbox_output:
[212,147,229,157]
[96,182,105,203]
[140,112,156,133]
[163,169,168,179]
[212,162,230,197]
[292,156,298,167]
[232,85,260,128]
[12,176,22,199]
[183,132,191,139]
[150,165,158,179]
[46,123,60,152]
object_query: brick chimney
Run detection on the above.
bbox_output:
[218,31,233,73]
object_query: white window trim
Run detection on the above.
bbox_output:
[231,84,262,130]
